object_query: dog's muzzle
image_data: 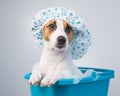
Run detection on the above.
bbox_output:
[56,36,66,49]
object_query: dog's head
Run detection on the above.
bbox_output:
[43,19,73,51]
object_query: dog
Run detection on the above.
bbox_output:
[29,19,84,87]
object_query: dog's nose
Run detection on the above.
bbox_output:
[57,36,66,45]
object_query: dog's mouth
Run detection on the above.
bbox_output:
[56,44,65,49]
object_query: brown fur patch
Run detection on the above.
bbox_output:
[62,20,73,43]
[43,19,57,41]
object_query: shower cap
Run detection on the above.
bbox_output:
[32,7,91,60]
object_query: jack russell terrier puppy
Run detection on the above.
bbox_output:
[29,19,84,87]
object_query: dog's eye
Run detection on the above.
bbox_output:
[65,25,72,33]
[48,24,56,30]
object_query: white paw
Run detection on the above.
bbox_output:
[41,75,58,87]
[29,71,42,85]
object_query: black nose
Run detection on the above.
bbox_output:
[57,36,66,45]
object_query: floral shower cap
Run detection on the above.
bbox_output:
[32,7,91,60]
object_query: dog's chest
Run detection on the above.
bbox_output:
[40,48,66,73]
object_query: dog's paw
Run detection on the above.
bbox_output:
[40,75,58,87]
[29,71,42,85]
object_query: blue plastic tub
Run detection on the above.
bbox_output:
[24,67,114,96]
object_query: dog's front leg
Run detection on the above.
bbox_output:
[29,63,42,85]
[40,73,62,87]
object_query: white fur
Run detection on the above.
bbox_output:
[29,20,83,87]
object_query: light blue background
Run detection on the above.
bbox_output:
[0,0,119,96]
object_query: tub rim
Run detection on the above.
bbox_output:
[24,67,114,85]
